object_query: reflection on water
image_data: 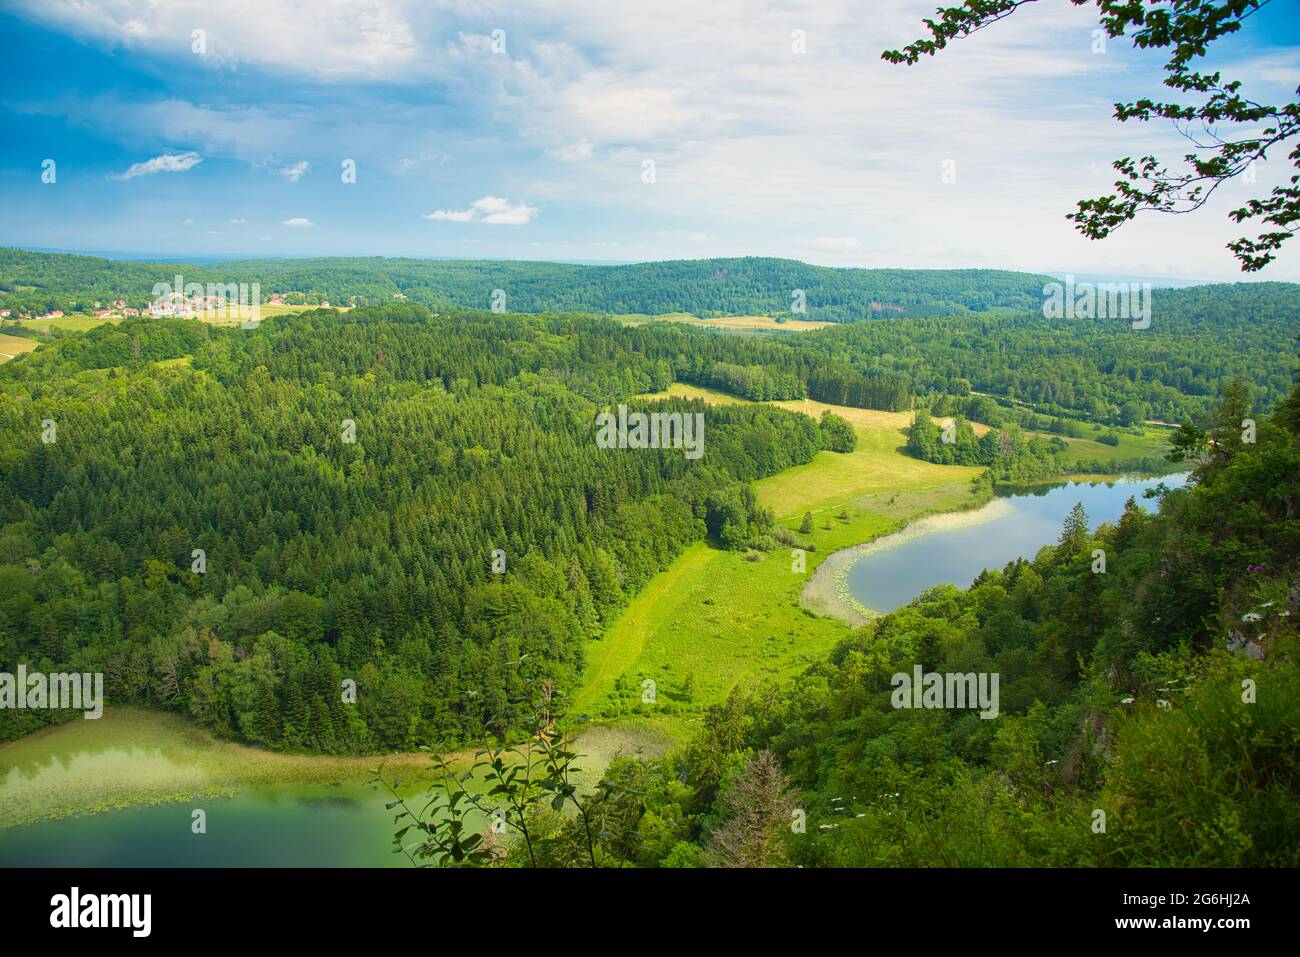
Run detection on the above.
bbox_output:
[0,727,416,866]
[846,473,1188,614]
[0,781,402,867]
[296,793,362,811]
[2,744,201,791]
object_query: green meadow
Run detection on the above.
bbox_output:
[610,312,835,332]
[0,333,37,362]
[1060,422,1174,467]
[20,315,113,334]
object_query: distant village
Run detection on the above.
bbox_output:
[1,291,331,322]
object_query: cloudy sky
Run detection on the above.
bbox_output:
[1,0,1297,279]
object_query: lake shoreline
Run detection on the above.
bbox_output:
[802,471,1189,627]
[801,496,1012,627]
[0,707,672,830]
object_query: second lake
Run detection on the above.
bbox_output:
[845,472,1189,614]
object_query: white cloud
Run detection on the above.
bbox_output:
[110,151,202,180]
[9,0,423,82]
[425,210,475,222]
[424,196,537,225]
[278,160,310,182]
[9,0,1297,277]
[228,217,246,224]
[282,217,314,227]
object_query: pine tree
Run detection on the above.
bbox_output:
[1059,502,1090,559]
[707,750,796,868]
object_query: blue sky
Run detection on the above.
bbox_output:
[1,0,1297,279]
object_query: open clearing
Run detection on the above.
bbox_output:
[611,312,835,332]
[0,333,38,362]
[192,303,348,325]
[637,383,986,520]
[15,315,116,334]
[1061,424,1172,466]
[11,303,332,335]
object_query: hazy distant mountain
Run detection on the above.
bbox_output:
[1,248,1053,321]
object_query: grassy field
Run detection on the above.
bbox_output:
[18,315,113,334]
[0,333,38,362]
[1061,423,1173,467]
[611,312,836,332]
[637,383,986,521]
[572,384,987,733]
[13,303,328,334]
[192,302,344,325]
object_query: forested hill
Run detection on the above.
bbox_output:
[0,248,1051,320]
[0,305,850,750]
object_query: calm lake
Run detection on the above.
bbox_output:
[0,714,645,867]
[0,779,402,867]
[845,472,1189,614]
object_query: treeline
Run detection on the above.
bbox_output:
[698,362,803,401]
[0,305,855,751]
[906,411,1070,481]
[5,249,1296,428]
[806,365,913,411]
[799,284,1298,424]
[0,249,1051,321]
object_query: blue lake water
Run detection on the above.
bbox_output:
[846,473,1189,614]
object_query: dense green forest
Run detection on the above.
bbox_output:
[0,306,856,749]
[0,248,1055,319]
[398,376,1300,867]
[905,412,1072,482]
[3,251,1295,431]
[791,283,1298,424]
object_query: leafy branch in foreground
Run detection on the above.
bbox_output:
[371,679,644,867]
[883,0,1298,271]
[371,752,494,867]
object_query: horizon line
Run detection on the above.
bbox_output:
[1,245,1252,286]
